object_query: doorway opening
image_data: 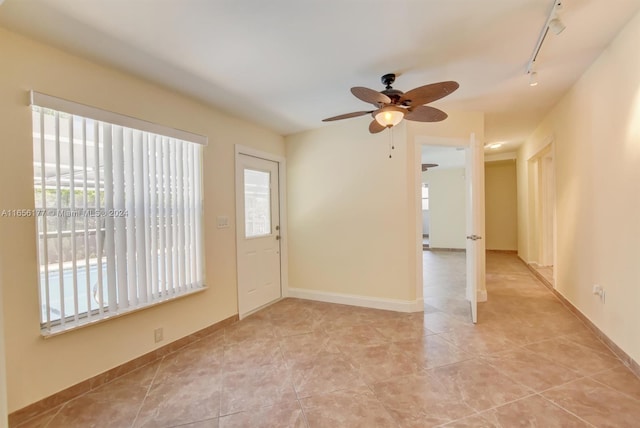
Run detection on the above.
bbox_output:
[417,137,484,324]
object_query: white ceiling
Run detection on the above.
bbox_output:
[2,0,639,152]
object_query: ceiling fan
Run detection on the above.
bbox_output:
[322,73,459,133]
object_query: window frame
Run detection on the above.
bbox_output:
[30,91,208,336]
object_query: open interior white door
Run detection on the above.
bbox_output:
[465,133,485,324]
[236,153,282,318]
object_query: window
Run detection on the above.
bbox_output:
[31,92,207,335]
[243,169,271,238]
[422,184,430,210]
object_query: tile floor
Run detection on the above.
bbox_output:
[17,251,640,427]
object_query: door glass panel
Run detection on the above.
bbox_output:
[244,169,271,238]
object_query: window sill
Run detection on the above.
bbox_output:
[41,285,208,338]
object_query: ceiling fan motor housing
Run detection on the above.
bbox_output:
[381,73,396,88]
[380,73,404,105]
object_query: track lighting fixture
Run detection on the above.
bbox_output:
[525,0,565,86]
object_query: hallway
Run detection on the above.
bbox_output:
[14,252,640,427]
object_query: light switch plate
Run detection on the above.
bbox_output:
[217,216,229,229]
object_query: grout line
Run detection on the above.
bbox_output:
[296,398,311,428]
[588,375,640,404]
[536,393,598,427]
[129,356,163,428]
[469,391,538,414]
[535,376,587,396]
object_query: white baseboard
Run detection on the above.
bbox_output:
[287,288,424,313]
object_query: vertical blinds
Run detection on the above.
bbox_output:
[31,92,206,335]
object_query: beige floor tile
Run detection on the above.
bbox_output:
[300,387,398,428]
[278,330,341,366]
[543,377,640,427]
[224,316,277,345]
[220,363,297,416]
[269,305,327,338]
[319,306,391,331]
[338,342,422,385]
[370,317,437,342]
[372,372,476,426]
[222,338,284,372]
[219,401,306,428]
[287,350,367,398]
[48,363,159,428]
[481,348,582,391]
[428,359,532,412]
[525,337,620,376]
[154,343,223,384]
[423,296,472,323]
[563,330,617,357]
[134,382,221,428]
[590,365,640,402]
[179,418,220,428]
[455,394,591,427]
[326,324,389,347]
[437,324,520,356]
[394,335,473,370]
[421,312,469,334]
[440,413,499,427]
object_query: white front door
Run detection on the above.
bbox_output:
[236,153,282,317]
[465,133,485,324]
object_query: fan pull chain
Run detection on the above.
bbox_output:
[388,126,395,158]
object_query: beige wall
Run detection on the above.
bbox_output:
[485,160,517,251]
[0,27,285,411]
[517,11,640,363]
[423,168,466,249]
[285,119,415,302]
[285,111,484,306]
[0,261,7,427]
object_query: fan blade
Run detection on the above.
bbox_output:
[322,111,373,122]
[405,105,448,122]
[400,81,459,106]
[351,87,391,105]
[369,120,386,134]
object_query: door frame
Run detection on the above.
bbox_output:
[234,145,289,317]
[527,140,557,285]
[413,135,487,319]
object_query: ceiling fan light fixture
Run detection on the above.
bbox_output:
[374,106,405,128]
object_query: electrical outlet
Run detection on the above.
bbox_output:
[154,327,163,343]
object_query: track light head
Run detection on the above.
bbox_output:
[549,17,566,35]
[529,71,539,87]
